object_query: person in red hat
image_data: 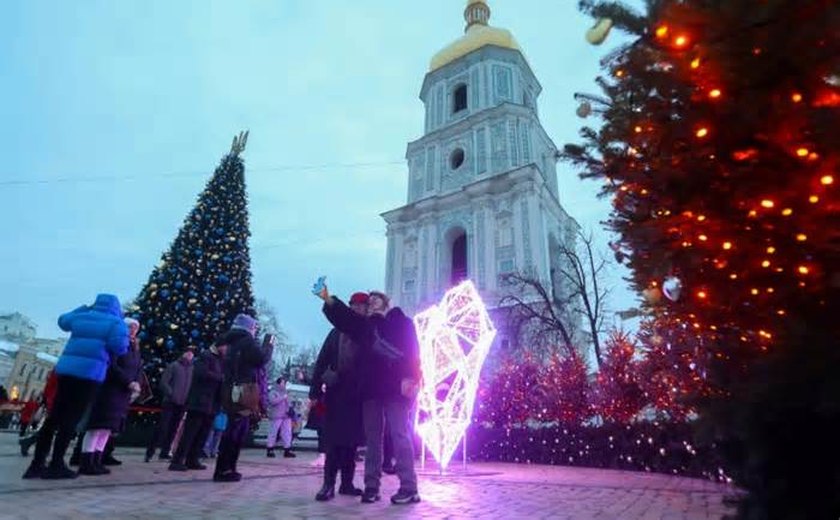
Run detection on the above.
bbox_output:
[309,292,369,501]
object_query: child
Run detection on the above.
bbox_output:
[203,411,227,458]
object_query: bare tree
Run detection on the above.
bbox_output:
[254,298,294,378]
[499,230,611,367]
[499,272,577,360]
[555,231,611,367]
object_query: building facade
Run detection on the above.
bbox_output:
[0,315,63,401]
[382,0,580,347]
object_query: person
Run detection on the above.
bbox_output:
[145,348,195,462]
[305,397,327,468]
[310,291,368,501]
[213,314,273,482]
[317,284,422,505]
[23,294,129,480]
[382,417,396,474]
[266,377,295,459]
[20,371,58,457]
[203,410,227,458]
[78,318,144,476]
[169,340,227,471]
[18,399,40,437]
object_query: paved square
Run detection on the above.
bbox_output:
[0,434,733,519]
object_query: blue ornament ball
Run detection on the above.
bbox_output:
[191,329,200,338]
[166,339,175,350]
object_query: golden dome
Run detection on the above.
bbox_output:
[429,0,523,72]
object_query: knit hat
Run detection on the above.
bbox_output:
[124,317,140,330]
[349,292,369,305]
[231,313,258,334]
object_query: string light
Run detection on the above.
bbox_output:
[820,175,834,185]
[797,266,810,275]
[791,92,803,103]
[782,208,793,216]
[809,195,819,203]
[722,242,732,250]
[796,234,807,242]
[709,89,721,99]
[696,127,709,138]
[655,25,669,38]
[690,57,701,69]
[674,35,689,48]
[796,147,809,157]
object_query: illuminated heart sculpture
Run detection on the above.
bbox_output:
[413,280,496,469]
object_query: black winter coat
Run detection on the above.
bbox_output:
[87,346,143,431]
[220,329,273,384]
[185,349,225,415]
[310,328,364,448]
[322,299,421,400]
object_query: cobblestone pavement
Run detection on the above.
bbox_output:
[0,434,733,519]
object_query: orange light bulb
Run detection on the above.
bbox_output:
[791,92,803,103]
[762,260,771,268]
[821,175,834,185]
[674,35,689,48]
[796,147,809,157]
[767,246,776,254]
[690,57,701,69]
[798,266,810,275]
[781,208,793,216]
[796,234,807,242]
[696,127,709,138]
[697,291,707,299]
[809,195,819,203]
[655,25,669,38]
[751,288,759,295]
[722,241,732,250]
[709,89,721,98]
[761,199,774,208]
[698,234,708,241]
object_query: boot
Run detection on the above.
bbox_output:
[283,448,296,458]
[22,461,46,479]
[92,452,111,475]
[42,460,78,480]
[315,484,335,501]
[19,435,37,457]
[266,448,276,458]
[77,453,97,476]
[102,453,122,466]
[69,443,82,466]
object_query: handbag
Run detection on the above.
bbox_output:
[229,345,261,417]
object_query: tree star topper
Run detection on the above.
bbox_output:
[413,279,496,470]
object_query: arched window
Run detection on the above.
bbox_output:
[451,233,468,284]
[453,84,468,113]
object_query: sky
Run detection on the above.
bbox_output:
[0,0,641,349]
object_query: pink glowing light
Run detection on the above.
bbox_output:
[413,279,496,469]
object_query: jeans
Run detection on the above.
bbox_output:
[203,429,224,457]
[214,414,250,475]
[32,375,99,468]
[362,398,418,493]
[172,411,212,465]
[146,402,185,457]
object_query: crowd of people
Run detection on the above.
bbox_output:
[14,281,424,507]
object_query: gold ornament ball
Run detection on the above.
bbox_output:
[586,18,613,45]
[643,287,663,305]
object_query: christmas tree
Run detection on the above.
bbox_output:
[593,330,645,424]
[129,131,256,407]
[564,1,839,517]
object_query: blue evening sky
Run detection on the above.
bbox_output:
[1,0,640,350]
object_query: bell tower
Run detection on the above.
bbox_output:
[382,1,580,338]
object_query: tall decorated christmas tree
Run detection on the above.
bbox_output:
[564,1,838,517]
[129,131,256,407]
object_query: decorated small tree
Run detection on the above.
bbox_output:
[593,330,645,424]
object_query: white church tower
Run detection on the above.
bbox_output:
[382,0,580,344]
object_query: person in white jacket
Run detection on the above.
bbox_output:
[266,378,295,458]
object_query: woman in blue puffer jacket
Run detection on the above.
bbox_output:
[23,294,129,480]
